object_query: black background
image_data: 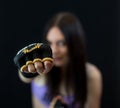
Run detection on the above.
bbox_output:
[1,0,119,108]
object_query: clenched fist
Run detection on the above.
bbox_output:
[14,43,54,76]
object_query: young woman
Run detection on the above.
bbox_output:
[16,12,102,108]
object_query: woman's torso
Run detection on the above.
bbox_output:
[31,75,74,108]
[31,62,100,108]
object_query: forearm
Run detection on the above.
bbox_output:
[18,70,38,83]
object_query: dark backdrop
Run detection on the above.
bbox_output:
[1,0,119,108]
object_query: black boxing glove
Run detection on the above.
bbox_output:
[54,100,68,108]
[50,96,68,108]
[13,43,53,77]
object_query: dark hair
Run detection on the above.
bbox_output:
[43,12,87,108]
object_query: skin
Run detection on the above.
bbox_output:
[20,27,102,108]
[46,27,69,68]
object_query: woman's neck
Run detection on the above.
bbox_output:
[61,64,68,75]
[59,66,74,96]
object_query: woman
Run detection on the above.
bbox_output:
[16,12,102,108]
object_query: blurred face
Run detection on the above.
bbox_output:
[46,27,69,67]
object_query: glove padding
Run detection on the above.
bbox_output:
[54,100,68,108]
[50,95,68,108]
[13,43,53,72]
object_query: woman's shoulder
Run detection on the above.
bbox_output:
[85,62,102,107]
[86,62,102,81]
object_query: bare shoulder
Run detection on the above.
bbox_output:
[86,62,102,81]
[85,63,102,108]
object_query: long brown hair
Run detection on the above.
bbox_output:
[42,12,87,108]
